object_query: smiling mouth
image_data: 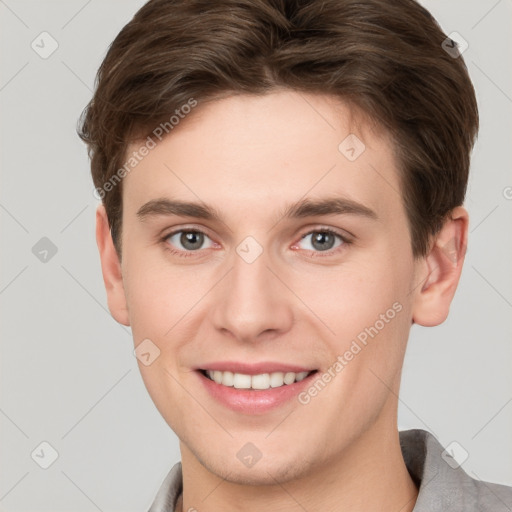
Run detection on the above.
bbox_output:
[199,369,318,391]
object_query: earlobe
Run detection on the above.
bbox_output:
[95,205,130,326]
[411,206,468,327]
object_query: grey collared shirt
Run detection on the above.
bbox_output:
[148,429,512,511]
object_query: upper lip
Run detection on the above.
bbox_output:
[196,361,316,375]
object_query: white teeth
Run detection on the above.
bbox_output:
[204,370,312,390]
[251,373,270,390]
[283,372,296,385]
[233,373,252,389]
[269,372,284,388]
[295,371,309,382]
[221,371,234,387]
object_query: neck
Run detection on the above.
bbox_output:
[177,411,418,512]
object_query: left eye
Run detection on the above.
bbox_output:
[165,230,215,251]
[297,230,344,252]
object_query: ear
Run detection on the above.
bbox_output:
[411,206,468,327]
[96,204,130,326]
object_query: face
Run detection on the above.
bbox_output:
[98,90,460,485]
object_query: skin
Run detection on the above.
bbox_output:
[96,90,468,512]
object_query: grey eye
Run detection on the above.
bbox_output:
[166,231,213,251]
[299,231,343,252]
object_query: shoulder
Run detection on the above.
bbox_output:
[400,429,512,512]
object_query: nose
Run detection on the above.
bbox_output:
[211,248,294,344]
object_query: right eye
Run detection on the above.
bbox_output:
[164,230,216,253]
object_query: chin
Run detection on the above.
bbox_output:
[194,445,315,486]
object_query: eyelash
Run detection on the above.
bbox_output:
[161,226,351,259]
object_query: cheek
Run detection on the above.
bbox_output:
[292,253,411,338]
[293,248,414,407]
[123,250,206,340]
[125,261,201,423]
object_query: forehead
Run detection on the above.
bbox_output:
[122,90,402,221]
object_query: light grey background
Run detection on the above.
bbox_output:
[0,1,511,511]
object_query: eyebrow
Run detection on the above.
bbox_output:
[136,196,378,223]
[282,197,377,220]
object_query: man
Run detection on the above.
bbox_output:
[78,0,512,510]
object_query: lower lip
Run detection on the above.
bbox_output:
[196,370,317,414]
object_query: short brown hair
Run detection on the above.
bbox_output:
[78,0,478,258]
